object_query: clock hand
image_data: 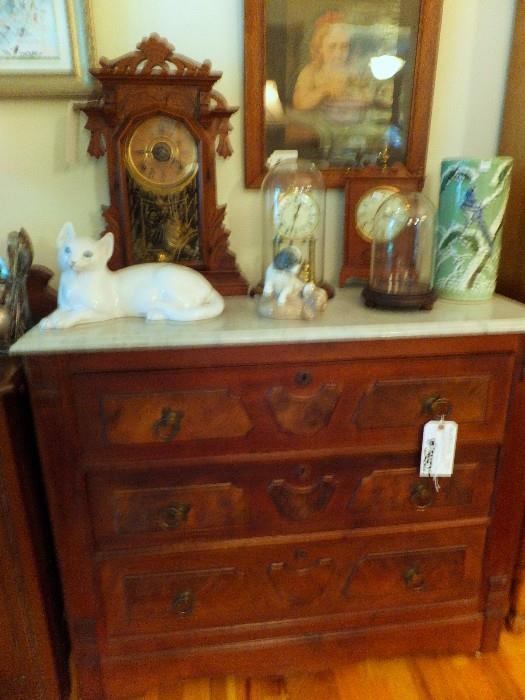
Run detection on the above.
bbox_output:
[288,202,302,236]
[170,144,183,170]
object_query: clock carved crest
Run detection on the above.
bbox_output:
[81,33,247,294]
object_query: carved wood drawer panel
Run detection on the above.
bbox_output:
[86,445,496,550]
[73,353,512,459]
[98,525,486,639]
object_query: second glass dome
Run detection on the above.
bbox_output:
[364,191,436,309]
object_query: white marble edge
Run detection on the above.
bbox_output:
[10,288,525,356]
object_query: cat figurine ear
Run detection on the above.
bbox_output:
[99,232,114,262]
[58,221,76,246]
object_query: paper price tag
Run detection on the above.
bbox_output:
[420,419,458,478]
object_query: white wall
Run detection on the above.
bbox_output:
[424,0,517,199]
[0,0,517,287]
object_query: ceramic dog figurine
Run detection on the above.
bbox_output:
[258,246,328,320]
[261,247,305,305]
[40,223,224,329]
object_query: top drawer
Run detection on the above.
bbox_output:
[73,353,513,458]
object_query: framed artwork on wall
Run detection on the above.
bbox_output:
[244,0,443,188]
[0,0,95,97]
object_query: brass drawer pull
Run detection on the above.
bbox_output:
[403,566,426,591]
[159,502,192,529]
[172,590,194,616]
[410,482,435,510]
[153,407,184,442]
[424,396,452,420]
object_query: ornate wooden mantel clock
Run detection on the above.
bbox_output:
[81,34,247,295]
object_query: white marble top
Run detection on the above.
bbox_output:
[10,288,525,356]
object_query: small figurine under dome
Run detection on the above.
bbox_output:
[257,246,328,320]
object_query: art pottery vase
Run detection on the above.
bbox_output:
[434,157,513,301]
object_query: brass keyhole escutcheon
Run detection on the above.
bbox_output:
[295,371,312,387]
[294,464,312,482]
[172,590,194,616]
[294,548,308,560]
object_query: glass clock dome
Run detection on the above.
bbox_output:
[261,158,326,288]
[362,191,437,310]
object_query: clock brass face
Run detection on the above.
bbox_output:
[355,185,399,241]
[125,116,198,192]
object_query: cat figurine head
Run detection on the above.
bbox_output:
[57,222,114,273]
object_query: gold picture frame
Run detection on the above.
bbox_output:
[0,0,96,97]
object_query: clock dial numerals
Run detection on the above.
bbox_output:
[125,116,198,192]
[355,186,399,241]
[275,190,320,240]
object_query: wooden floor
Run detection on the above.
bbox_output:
[72,630,525,699]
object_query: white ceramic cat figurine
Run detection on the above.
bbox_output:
[39,223,224,329]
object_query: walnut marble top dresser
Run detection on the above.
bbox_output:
[11,289,525,700]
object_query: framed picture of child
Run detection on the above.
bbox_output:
[244,0,443,187]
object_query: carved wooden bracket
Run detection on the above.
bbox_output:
[82,106,108,159]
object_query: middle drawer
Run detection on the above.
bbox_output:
[86,446,496,550]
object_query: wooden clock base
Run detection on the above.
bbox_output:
[362,285,435,310]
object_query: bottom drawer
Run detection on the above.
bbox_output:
[99,525,486,638]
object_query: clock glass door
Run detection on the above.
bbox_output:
[125,116,201,264]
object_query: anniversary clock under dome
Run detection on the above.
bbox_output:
[81,34,247,294]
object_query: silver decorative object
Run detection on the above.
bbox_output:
[0,228,33,350]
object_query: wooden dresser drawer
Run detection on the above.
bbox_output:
[87,446,497,549]
[98,525,486,639]
[74,353,512,458]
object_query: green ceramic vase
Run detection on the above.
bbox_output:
[434,157,513,301]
